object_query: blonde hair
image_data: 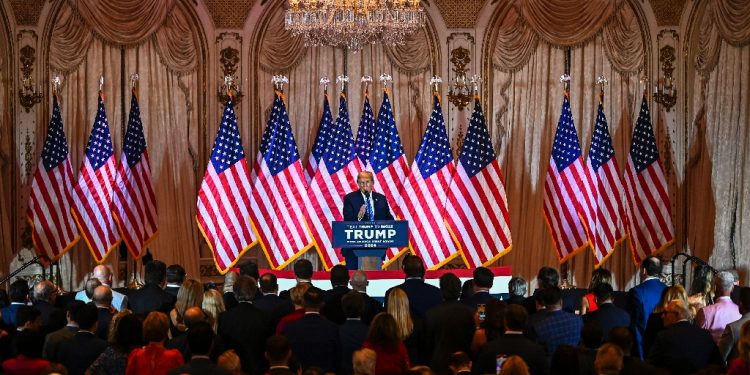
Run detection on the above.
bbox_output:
[223,271,239,294]
[499,356,530,375]
[218,349,243,375]
[353,348,376,375]
[290,283,312,307]
[175,279,204,323]
[738,320,750,363]
[107,309,132,344]
[386,288,413,340]
[655,284,688,313]
[202,289,226,333]
[594,343,624,375]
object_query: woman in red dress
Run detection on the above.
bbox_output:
[362,312,410,375]
[125,311,183,375]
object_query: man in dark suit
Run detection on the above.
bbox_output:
[385,255,442,318]
[1,279,29,328]
[647,299,724,374]
[339,291,369,375]
[31,280,66,335]
[165,264,186,297]
[283,287,341,373]
[523,267,559,315]
[168,321,230,375]
[627,256,667,359]
[462,267,495,311]
[279,259,314,301]
[529,286,582,355]
[583,283,630,342]
[426,273,475,375]
[56,304,107,375]
[128,260,177,316]
[219,275,272,375]
[474,305,549,375]
[342,171,394,269]
[349,271,383,325]
[92,286,114,340]
[719,287,750,362]
[265,335,295,375]
[322,265,351,324]
[167,306,226,362]
[43,300,84,360]
[254,273,294,329]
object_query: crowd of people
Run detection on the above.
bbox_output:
[0,255,748,375]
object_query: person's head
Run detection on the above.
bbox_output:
[714,270,735,296]
[550,345,579,375]
[15,330,44,358]
[233,275,259,303]
[484,299,508,340]
[93,285,113,307]
[16,305,41,331]
[504,304,528,332]
[738,320,750,363]
[218,350,243,375]
[473,267,494,290]
[641,256,662,277]
[223,270,239,294]
[77,303,99,331]
[607,327,634,355]
[293,259,313,281]
[537,267,560,289]
[290,283,312,308]
[239,261,260,280]
[111,312,143,351]
[592,283,614,304]
[367,312,401,349]
[386,288,413,340]
[9,279,30,303]
[588,268,612,292]
[357,171,375,194]
[439,273,462,301]
[330,265,350,286]
[143,311,170,343]
[508,276,527,298]
[499,356,530,375]
[738,287,750,314]
[33,280,57,303]
[166,264,186,285]
[66,300,85,325]
[144,260,167,286]
[350,270,369,292]
[303,287,325,311]
[92,265,114,285]
[183,306,208,328]
[581,320,604,349]
[594,343,623,375]
[187,321,215,355]
[402,255,425,278]
[176,279,205,318]
[202,289,225,331]
[658,284,688,312]
[265,335,292,366]
[352,348,376,375]
[85,278,102,299]
[543,286,563,309]
[448,351,472,373]
[342,291,364,319]
[259,273,279,294]
[662,299,691,326]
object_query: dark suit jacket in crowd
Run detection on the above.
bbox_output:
[339,319,369,375]
[342,191,393,221]
[254,294,295,329]
[223,292,238,310]
[128,283,177,316]
[0,303,24,327]
[218,302,272,375]
[322,285,351,325]
[474,333,550,375]
[462,291,494,311]
[627,278,666,358]
[583,302,631,341]
[360,292,383,325]
[57,331,108,375]
[43,325,78,360]
[426,300,475,375]
[32,301,66,334]
[95,307,114,340]
[386,279,442,318]
[647,320,724,375]
[283,313,341,373]
[167,357,231,375]
[165,285,181,298]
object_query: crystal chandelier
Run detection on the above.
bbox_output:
[285,0,425,51]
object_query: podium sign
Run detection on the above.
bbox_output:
[331,220,409,249]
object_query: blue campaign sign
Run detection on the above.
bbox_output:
[331,220,409,249]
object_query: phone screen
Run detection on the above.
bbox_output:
[495,354,508,374]
[477,304,486,321]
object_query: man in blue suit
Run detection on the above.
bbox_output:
[342,171,394,269]
[627,256,667,359]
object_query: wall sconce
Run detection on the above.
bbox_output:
[218,75,242,104]
[18,46,43,112]
[447,46,473,111]
[218,47,243,104]
[653,45,676,112]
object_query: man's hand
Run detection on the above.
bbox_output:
[358,204,366,221]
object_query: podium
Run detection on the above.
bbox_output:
[332,220,409,270]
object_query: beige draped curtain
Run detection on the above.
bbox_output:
[0,23,11,281]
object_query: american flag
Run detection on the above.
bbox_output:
[399,94,458,270]
[370,90,409,266]
[196,99,257,273]
[249,92,313,270]
[305,93,363,269]
[112,90,158,259]
[72,93,121,263]
[543,93,594,262]
[446,98,512,268]
[27,95,79,261]
[305,93,334,183]
[623,96,674,263]
[355,91,376,168]
[585,98,626,266]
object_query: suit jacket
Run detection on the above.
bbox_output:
[696,296,741,344]
[268,366,296,375]
[647,320,724,375]
[426,301,475,375]
[0,303,25,327]
[32,301,66,335]
[462,291,494,311]
[474,334,550,375]
[95,307,114,340]
[43,325,78,360]
[627,278,667,358]
[57,331,108,375]
[322,285,351,325]
[128,283,177,316]
[583,302,631,341]
[167,357,231,375]
[529,309,582,355]
[218,302,271,375]
[75,288,129,312]
[718,312,750,362]
[386,279,442,318]
[342,191,393,221]
[283,313,341,373]
[165,285,181,298]
[253,294,294,329]
[339,319,369,374]
[360,292,383,325]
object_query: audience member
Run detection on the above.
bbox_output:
[577,320,604,375]
[581,268,612,315]
[76,265,128,311]
[696,270,741,344]
[426,273,474,375]
[607,327,654,375]
[219,275,271,375]
[31,280,66,334]
[12,305,44,358]
[276,283,311,335]
[165,264,186,297]
[80,278,102,303]
[166,306,219,362]
[549,345,579,375]
[254,273,294,329]
[265,335,294,375]
[447,351,471,375]
[87,311,143,375]
[126,311,184,375]
[239,261,261,282]
[460,280,475,302]
[279,259,314,300]
[689,265,715,311]
[1,280,29,327]
[719,286,750,362]
[498,356,531,375]
[363,313,410,375]
[223,270,240,310]
[322,265,351,324]
[385,255,442,318]
[169,279,204,337]
[350,270,383,325]
[470,298,506,354]
[217,350,245,375]
[92,285,114,340]
[283,286,340,373]
[203,288,226,333]
[727,320,750,375]
[128,260,177,316]
[340,291,369,375]
[627,256,667,359]
[641,284,688,357]
[1,330,50,375]
[352,348,376,375]
[529,286,582,355]
[388,287,429,365]
[167,321,230,375]
[507,277,527,306]
[43,300,83,360]
[593,343,623,375]
[57,304,107,375]
[523,267,559,315]
[582,283,630,342]
[462,267,494,311]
